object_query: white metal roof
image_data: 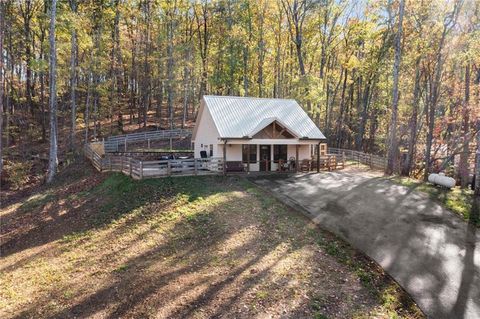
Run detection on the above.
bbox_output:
[203,95,326,140]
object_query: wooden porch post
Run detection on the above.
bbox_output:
[317,143,320,173]
[247,144,250,173]
[223,140,227,176]
[295,144,299,172]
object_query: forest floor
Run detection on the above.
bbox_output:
[0,160,422,319]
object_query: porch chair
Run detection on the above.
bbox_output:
[300,159,310,172]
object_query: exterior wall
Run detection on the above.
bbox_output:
[192,105,221,158]
[287,144,310,160]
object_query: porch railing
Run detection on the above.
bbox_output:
[328,147,387,170]
[240,153,346,173]
[85,143,222,179]
[102,129,192,153]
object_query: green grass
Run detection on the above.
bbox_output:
[390,176,478,226]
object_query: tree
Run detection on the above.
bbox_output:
[46,0,58,184]
[386,0,406,175]
[69,0,78,152]
[1,0,478,185]
[423,0,463,181]
[475,118,480,196]
[0,1,4,176]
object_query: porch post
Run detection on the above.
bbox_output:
[317,142,320,173]
[223,140,227,176]
[271,144,274,171]
[295,144,299,172]
[247,144,250,173]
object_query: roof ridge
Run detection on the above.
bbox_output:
[204,95,296,102]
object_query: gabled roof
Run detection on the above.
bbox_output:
[247,117,300,138]
[201,95,326,140]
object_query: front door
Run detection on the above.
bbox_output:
[259,145,271,171]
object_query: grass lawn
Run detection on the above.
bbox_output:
[389,176,478,227]
[1,162,422,318]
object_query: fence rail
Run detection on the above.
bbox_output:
[329,147,387,170]
[85,143,222,179]
[103,129,192,153]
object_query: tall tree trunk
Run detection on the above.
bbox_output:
[0,1,4,176]
[69,0,77,152]
[402,59,421,176]
[386,0,405,175]
[475,119,480,195]
[110,0,120,134]
[21,0,34,115]
[458,63,471,187]
[182,14,193,129]
[336,68,348,147]
[424,0,462,181]
[84,70,91,145]
[47,0,58,184]
[194,2,209,100]
[166,2,175,130]
[39,14,47,142]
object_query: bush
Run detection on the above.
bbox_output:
[2,160,33,190]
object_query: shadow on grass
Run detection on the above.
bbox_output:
[0,164,231,259]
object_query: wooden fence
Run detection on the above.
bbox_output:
[329,147,387,170]
[85,143,223,179]
[103,129,192,153]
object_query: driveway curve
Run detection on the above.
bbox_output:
[250,169,480,319]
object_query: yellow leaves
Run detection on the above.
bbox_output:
[342,55,360,71]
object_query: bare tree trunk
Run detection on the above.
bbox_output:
[47,0,58,184]
[84,70,91,145]
[20,0,35,115]
[475,119,480,195]
[458,63,470,187]
[402,59,421,176]
[273,4,283,98]
[182,13,193,129]
[336,68,348,147]
[194,2,209,100]
[110,0,120,134]
[424,0,462,181]
[386,0,405,175]
[166,1,176,130]
[0,1,4,176]
[39,11,47,142]
[69,0,77,152]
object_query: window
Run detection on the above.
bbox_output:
[320,144,327,156]
[242,145,257,163]
[209,144,213,157]
[273,145,288,163]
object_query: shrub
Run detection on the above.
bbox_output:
[3,160,33,190]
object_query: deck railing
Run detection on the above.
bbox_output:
[329,147,387,170]
[103,128,192,153]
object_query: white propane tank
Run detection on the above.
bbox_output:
[428,173,456,188]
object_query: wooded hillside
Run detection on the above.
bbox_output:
[0,0,479,187]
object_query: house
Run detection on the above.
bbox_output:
[192,95,327,172]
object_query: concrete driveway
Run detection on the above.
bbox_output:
[250,169,480,319]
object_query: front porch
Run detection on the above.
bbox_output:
[219,141,344,173]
